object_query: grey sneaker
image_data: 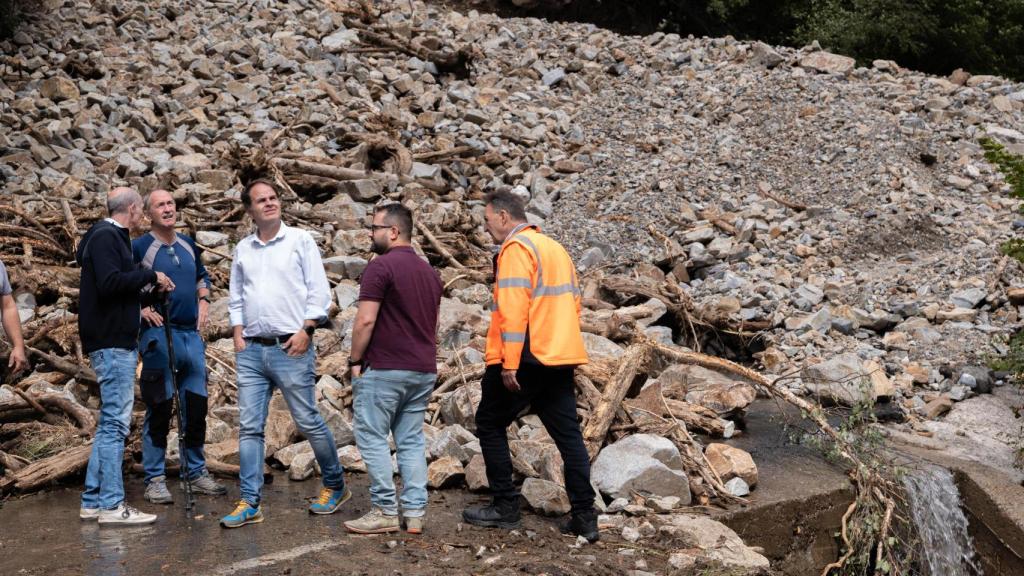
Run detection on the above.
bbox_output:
[188,472,227,496]
[80,507,100,520]
[344,508,400,534]
[144,476,173,504]
[98,502,157,525]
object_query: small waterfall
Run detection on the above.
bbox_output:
[902,465,983,576]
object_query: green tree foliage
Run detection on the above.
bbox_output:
[788,0,1024,80]
[545,0,1024,80]
[1,0,21,39]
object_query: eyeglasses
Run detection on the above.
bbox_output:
[166,245,181,267]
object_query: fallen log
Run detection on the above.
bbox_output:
[582,344,649,459]
[0,441,92,493]
[271,156,447,193]
[0,449,29,472]
[131,458,255,478]
[352,26,473,76]
[27,346,97,386]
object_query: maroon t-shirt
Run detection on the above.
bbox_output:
[359,246,442,373]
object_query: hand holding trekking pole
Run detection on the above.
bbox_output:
[155,271,175,293]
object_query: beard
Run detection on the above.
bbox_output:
[370,237,389,255]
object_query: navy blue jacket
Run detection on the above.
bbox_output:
[76,220,157,354]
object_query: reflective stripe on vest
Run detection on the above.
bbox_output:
[509,233,581,299]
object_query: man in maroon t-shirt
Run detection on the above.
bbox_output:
[344,203,442,535]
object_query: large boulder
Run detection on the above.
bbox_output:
[265,408,298,457]
[437,297,489,349]
[582,332,625,359]
[592,435,690,502]
[205,437,240,464]
[521,478,571,515]
[427,456,465,488]
[289,451,317,481]
[704,443,758,487]
[318,401,355,447]
[428,424,475,463]
[337,445,366,473]
[799,51,856,75]
[663,514,770,573]
[658,364,756,417]
[439,382,482,432]
[465,454,489,491]
[511,440,564,485]
[272,440,312,468]
[801,353,891,405]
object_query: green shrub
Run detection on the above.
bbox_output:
[998,238,1024,265]
[987,331,1024,373]
[981,138,1024,200]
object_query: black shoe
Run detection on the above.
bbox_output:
[462,499,522,529]
[560,510,599,543]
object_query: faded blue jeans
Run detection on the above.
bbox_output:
[82,348,137,510]
[236,341,344,506]
[352,368,435,517]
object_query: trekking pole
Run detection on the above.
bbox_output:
[161,296,194,512]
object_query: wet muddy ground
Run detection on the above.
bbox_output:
[0,471,662,576]
[0,400,855,576]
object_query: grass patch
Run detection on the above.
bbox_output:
[986,331,1024,471]
[987,331,1024,375]
[10,422,80,462]
[999,238,1024,265]
[981,137,1024,200]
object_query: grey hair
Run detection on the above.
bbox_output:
[143,189,172,212]
[107,187,141,215]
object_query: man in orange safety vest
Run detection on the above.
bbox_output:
[461,190,598,543]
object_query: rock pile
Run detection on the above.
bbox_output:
[1,0,1023,568]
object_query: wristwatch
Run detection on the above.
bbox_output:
[348,357,363,367]
[303,325,315,337]
[199,295,211,303]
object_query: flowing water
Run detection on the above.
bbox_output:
[903,465,983,576]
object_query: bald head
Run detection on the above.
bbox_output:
[107,187,142,216]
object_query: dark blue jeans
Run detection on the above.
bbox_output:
[475,364,595,514]
[139,326,208,482]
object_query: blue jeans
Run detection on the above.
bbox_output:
[139,326,208,482]
[82,348,137,510]
[353,368,435,516]
[236,342,344,506]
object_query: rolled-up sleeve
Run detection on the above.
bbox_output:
[228,244,245,327]
[300,233,330,321]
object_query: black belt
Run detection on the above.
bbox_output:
[246,335,291,346]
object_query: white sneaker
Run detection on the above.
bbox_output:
[97,503,157,525]
[80,507,100,520]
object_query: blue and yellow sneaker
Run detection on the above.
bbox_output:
[309,487,351,515]
[220,500,263,528]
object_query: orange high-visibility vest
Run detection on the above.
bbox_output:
[485,225,588,370]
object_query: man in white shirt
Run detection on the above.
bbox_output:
[220,179,348,528]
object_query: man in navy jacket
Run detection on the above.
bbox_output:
[77,187,174,525]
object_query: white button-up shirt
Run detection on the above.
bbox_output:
[228,223,331,338]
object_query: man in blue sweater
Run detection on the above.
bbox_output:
[134,189,227,505]
[78,187,174,525]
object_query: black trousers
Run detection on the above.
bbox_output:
[475,363,595,514]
